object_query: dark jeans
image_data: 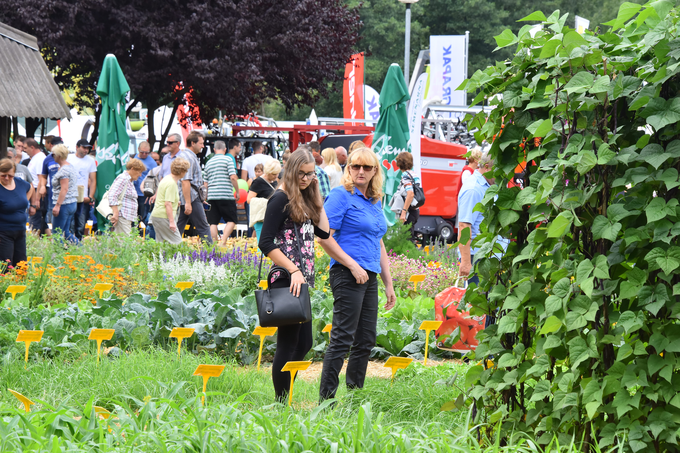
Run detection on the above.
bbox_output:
[138,195,149,222]
[29,196,48,234]
[0,229,27,269]
[272,321,313,401]
[53,202,78,243]
[176,198,213,243]
[72,202,89,240]
[319,265,379,400]
[405,207,419,240]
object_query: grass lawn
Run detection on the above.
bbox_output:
[1,349,496,452]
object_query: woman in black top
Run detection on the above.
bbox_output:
[258,146,330,402]
[248,159,281,241]
[0,158,34,270]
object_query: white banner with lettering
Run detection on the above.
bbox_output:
[407,73,428,180]
[363,85,380,127]
[428,35,468,109]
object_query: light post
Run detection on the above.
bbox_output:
[398,0,419,87]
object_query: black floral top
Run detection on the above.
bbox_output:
[258,190,330,288]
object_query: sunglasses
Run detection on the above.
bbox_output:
[166,141,178,145]
[0,174,14,179]
[349,164,375,172]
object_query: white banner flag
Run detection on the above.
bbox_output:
[363,85,380,127]
[408,73,428,180]
[575,16,590,34]
[428,35,468,110]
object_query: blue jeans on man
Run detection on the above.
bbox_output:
[72,202,90,240]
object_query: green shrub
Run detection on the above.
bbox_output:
[461,5,680,452]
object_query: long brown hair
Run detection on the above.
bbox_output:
[283,146,323,224]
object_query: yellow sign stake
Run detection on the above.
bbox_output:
[418,320,443,366]
[193,365,225,405]
[16,330,43,365]
[169,327,195,359]
[258,280,268,290]
[93,406,111,420]
[281,361,311,406]
[175,281,194,291]
[384,357,413,384]
[408,274,426,291]
[88,329,115,363]
[8,389,34,412]
[252,326,277,371]
[5,285,27,300]
[322,323,332,341]
[93,283,113,298]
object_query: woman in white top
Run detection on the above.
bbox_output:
[321,147,343,189]
[460,148,483,184]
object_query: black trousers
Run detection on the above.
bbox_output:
[0,229,27,269]
[272,320,313,401]
[319,265,379,400]
[176,198,213,243]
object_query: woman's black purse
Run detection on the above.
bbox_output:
[255,223,312,327]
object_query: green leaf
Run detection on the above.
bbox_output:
[641,97,680,131]
[465,365,484,388]
[576,259,594,284]
[540,316,563,334]
[527,118,553,137]
[553,277,572,298]
[530,380,551,401]
[604,2,642,30]
[547,211,573,238]
[563,30,588,49]
[598,144,617,165]
[657,253,680,275]
[577,150,598,174]
[495,29,518,49]
[580,277,595,298]
[519,11,547,22]
[593,255,610,279]
[539,39,561,59]
[543,335,562,350]
[498,210,520,227]
[563,72,594,95]
[590,75,611,94]
[592,216,622,242]
[545,295,563,315]
[646,198,669,223]
[586,402,601,419]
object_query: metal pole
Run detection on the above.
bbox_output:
[404,3,411,86]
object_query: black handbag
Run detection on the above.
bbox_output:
[254,222,312,327]
[405,172,426,208]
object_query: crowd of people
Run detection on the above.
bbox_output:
[0,130,495,404]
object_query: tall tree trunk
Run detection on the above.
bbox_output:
[91,103,102,147]
[146,102,158,151]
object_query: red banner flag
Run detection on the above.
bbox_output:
[343,53,364,134]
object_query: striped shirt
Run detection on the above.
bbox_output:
[203,154,236,200]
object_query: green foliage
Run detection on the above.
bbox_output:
[463,3,680,451]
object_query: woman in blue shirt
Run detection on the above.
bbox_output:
[318,147,396,400]
[0,158,34,269]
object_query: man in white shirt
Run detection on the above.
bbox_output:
[67,139,97,240]
[25,139,47,234]
[241,141,273,181]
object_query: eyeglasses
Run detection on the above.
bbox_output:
[0,174,15,179]
[298,171,316,180]
[138,150,149,154]
[349,164,375,172]
[166,141,177,145]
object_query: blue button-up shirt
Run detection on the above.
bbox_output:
[457,170,490,255]
[325,186,387,274]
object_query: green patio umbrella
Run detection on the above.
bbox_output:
[372,63,411,225]
[95,54,131,226]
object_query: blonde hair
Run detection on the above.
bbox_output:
[468,148,483,165]
[0,158,16,173]
[341,148,384,202]
[283,147,323,224]
[321,148,341,172]
[171,157,190,176]
[349,140,367,155]
[126,158,147,172]
[52,144,69,161]
[264,159,282,176]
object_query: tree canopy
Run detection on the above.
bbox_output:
[0,0,360,146]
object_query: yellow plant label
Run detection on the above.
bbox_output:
[175,281,194,290]
[419,321,442,331]
[252,327,277,337]
[170,327,196,339]
[322,324,332,333]
[93,406,111,419]
[258,280,268,290]
[281,361,312,406]
[384,357,413,382]
[93,283,113,298]
[408,274,426,291]
[16,330,43,343]
[193,364,225,378]
[88,329,115,341]
[5,285,26,300]
[8,389,34,412]
[27,256,43,264]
